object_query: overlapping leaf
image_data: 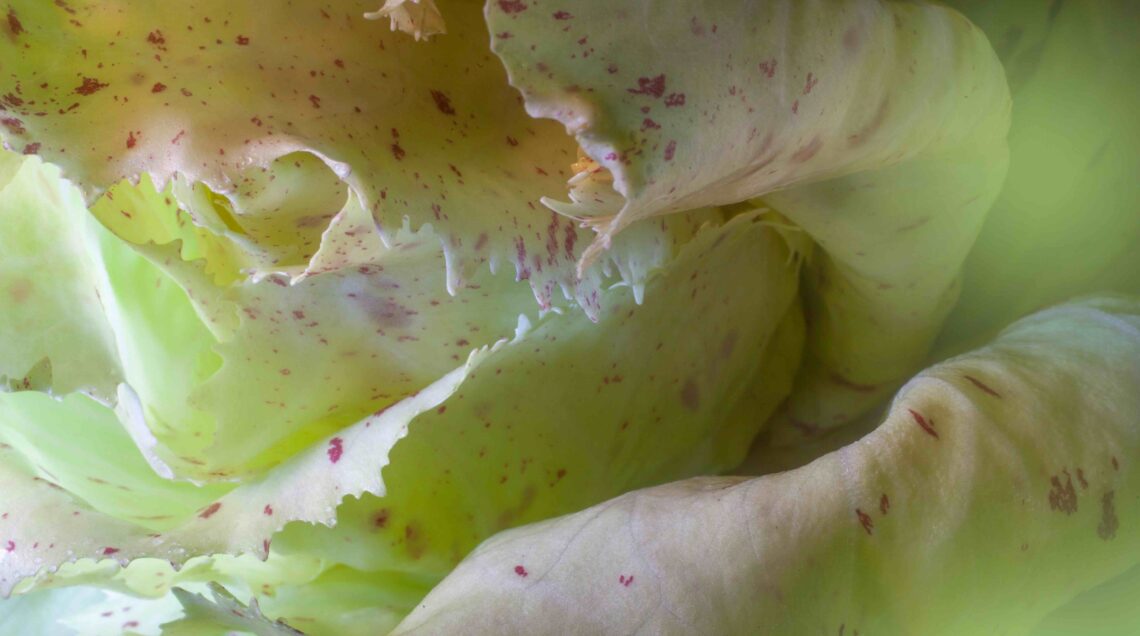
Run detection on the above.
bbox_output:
[273,210,806,589]
[394,297,1140,635]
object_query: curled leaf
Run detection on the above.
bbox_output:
[395,297,1140,635]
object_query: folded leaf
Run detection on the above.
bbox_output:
[486,0,1011,435]
[395,296,1140,635]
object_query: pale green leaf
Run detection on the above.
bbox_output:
[395,297,1140,635]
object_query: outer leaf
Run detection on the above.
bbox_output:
[394,297,1140,635]
[486,0,1011,435]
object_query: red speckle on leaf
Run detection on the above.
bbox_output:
[21,142,39,155]
[7,9,24,36]
[664,140,677,161]
[198,502,222,519]
[564,223,578,258]
[498,0,527,14]
[758,58,777,78]
[75,77,107,96]
[263,539,271,554]
[263,504,273,516]
[856,509,874,535]
[1048,472,1078,515]
[964,375,1001,398]
[373,509,390,528]
[514,565,528,577]
[308,94,321,109]
[391,143,406,160]
[146,30,166,49]
[803,72,819,95]
[334,58,345,68]
[126,132,138,149]
[1098,491,1118,540]
[102,547,120,556]
[880,493,890,515]
[792,99,799,114]
[552,10,572,20]
[235,34,250,45]
[151,82,167,93]
[4,541,14,553]
[907,409,939,439]
[279,368,291,376]
[628,74,666,98]
[680,378,699,410]
[665,92,686,107]
[641,117,660,130]
[1,118,24,135]
[619,574,634,587]
[792,136,822,162]
[327,437,344,464]
[430,90,455,115]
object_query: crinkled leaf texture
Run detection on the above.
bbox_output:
[0,0,692,316]
[394,297,1140,635]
